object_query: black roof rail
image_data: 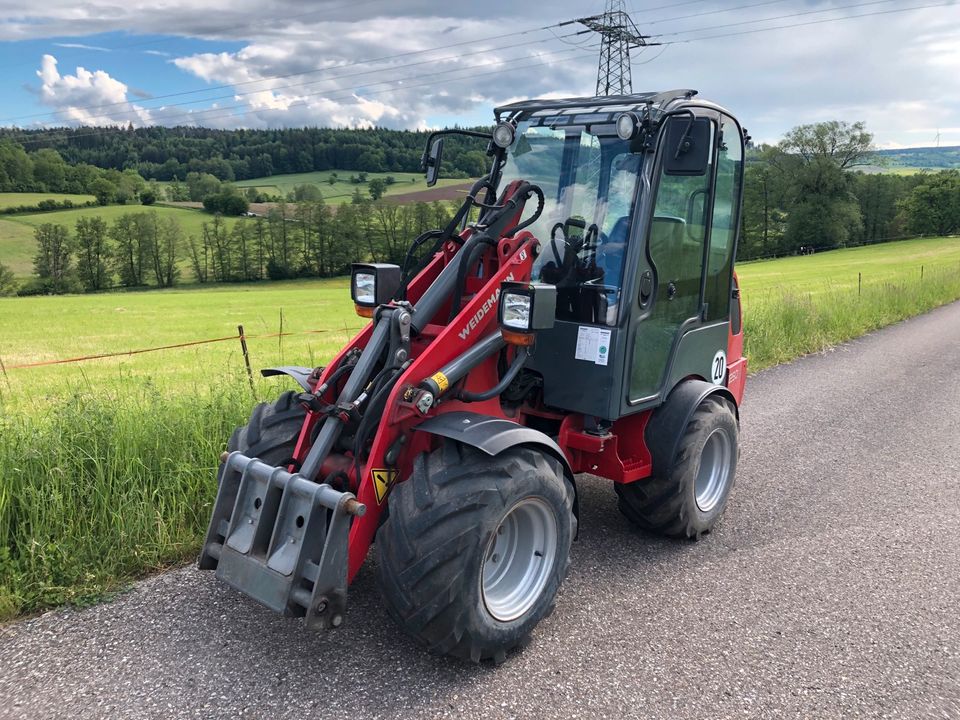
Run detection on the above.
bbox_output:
[494,89,698,117]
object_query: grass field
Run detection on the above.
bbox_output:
[0,192,96,210]
[1,236,960,619]
[231,170,470,205]
[0,204,239,278]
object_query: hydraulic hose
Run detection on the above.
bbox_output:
[457,347,530,403]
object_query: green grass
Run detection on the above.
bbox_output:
[231,170,469,205]
[0,192,96,209]
[2,238,960,620]
[0,219,40,277]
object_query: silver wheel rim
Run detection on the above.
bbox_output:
[482,498,558,622]
[695,428,733,513]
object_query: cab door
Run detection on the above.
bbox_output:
[625,111,744,406]
[627,113,717,403]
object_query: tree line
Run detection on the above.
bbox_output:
[739,122,960,260]
[0,126,493,184]
[6,197,457,296]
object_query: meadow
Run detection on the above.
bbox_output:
[0,192,96,210]
[1,236,959,619]
[232,170,469,205]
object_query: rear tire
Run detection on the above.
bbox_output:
[376,440,575,663]
[616,397,738,538]
[219,390,306,479]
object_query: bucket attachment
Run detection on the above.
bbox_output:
[199,451,365,630]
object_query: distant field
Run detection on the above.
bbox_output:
[737,236,960,297]
[0,277,358,396]
[0,192,96,209]
[0,204,239,277]
[231,170,470,205]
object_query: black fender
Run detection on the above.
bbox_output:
[414,411,579,524]
[260,366,316,392]
[646,379,738,477]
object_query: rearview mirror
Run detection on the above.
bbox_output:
[425,137,444,187]
[663,116,712,176]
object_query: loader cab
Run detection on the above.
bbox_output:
[494,92,745,421]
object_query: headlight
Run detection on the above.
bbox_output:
[616,111,641,141]
[350,263,402,315]
[498,281,556,345]
[492,122,515,149]
[353,272,376,305]
[501,292,532,330]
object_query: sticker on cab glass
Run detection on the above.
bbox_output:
[372,469,397,504]
[711,350,727,385]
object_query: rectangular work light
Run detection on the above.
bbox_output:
[351,263,401,316]
[498,282,556,345]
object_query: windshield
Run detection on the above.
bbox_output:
[498,120,642,326]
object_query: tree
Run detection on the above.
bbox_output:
[33,223,73,293]
[767,121,874,252]
[110,213,152,287]
[368,178,387,201]
[186,172,222,201]
[0,263,17,296]
[780,121,873,171]
[74,216,110,291]
[140,189,158,205]
[151,216,182,287]
[897,170,960,236]
[90,177,117,206]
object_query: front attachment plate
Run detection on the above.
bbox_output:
[199,452,360,630]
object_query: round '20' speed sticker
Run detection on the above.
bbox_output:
[711,350,727,385]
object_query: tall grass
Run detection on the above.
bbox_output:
[0,382,252,619]
[1,264,959,620]
[745,266,960,370]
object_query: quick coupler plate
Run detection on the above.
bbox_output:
[199,451,365,630]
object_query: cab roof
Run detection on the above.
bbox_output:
[494,89,700,122]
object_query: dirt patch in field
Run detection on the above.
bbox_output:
[385,182,473,204]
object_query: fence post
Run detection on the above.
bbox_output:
[858,272,862,297]
[237,325,255,393]
[921,265,924,282]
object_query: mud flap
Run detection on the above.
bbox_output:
[199,452,364,630]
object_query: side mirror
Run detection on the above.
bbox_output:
[662,116,712,176]
[424,137,444,187]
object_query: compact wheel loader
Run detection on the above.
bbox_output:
[199,90,748,662]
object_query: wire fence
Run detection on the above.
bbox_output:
[0,325,364,373]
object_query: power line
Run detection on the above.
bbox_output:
[7,29,592,127]
[654,0,899,39]
[1,0,394,69]
[12,44,600,148]
[2,20,578,124]
[655,1,955,44]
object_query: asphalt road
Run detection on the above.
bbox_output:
[3,302,960,719]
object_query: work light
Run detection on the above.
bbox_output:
[498,282,556,345]
[351,263,401,316]
[616,112,641,141]
[492,122,515,149]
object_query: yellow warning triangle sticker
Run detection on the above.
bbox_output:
[372,469,397,504]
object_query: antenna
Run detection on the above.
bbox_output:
[577,0,658,96]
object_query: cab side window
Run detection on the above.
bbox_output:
[703,116,742,321]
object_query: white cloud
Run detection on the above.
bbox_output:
[35,54,151,125]
[6,1,959,145]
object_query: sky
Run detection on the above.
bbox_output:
[0,0,957,148]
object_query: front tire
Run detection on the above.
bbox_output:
[376,440,575,663]
[219,390,306,479]
[616,397,738,538]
